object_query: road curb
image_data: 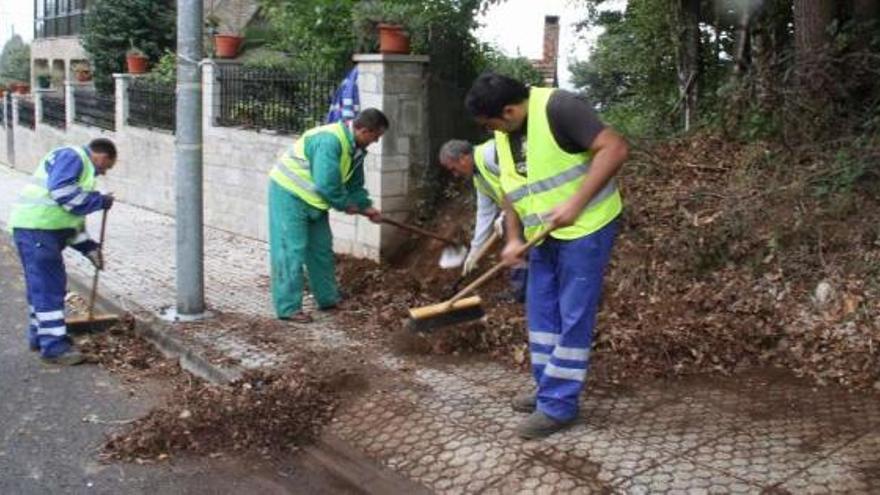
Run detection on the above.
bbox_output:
[66,273,243,384]
[65,271,427,495]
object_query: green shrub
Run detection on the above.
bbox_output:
[81,0,176,93]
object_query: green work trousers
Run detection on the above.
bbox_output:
[268,180,339,318]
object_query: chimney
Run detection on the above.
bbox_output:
[541,16,560,87]
[542,16,560,65]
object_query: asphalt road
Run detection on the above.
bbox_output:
[0,235,356,495]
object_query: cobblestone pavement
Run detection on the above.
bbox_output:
[3,163,879,494]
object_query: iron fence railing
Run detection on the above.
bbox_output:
[41,94,66,129]
[215,66,342,134]
[74,89,115,131]
[18,98,35,129]
[127,79,175,132]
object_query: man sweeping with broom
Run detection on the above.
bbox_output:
[464,73,629,439]
[7,138,117,365]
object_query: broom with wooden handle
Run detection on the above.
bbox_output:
[66,208,121,333]
[406,225,554,333]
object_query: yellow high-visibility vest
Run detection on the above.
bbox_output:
[472,139,502,206]
[269,122,353,210]
[496,87,622,241]
[7,146,96,231]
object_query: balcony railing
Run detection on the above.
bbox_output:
[35,0,87,38]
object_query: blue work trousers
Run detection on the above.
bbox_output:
[12,228,75,357]
[527,219,618,421]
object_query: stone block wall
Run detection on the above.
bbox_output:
[2,55,430,261]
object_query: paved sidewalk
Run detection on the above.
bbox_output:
[2,162,880,494]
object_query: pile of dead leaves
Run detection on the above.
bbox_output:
[103,364,340,462]
[336,131,880,391]
[77,318,179,380]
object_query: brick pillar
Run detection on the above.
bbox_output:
[351,53,430,261]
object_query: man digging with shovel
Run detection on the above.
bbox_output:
[7,138,117,365]
[438,138,527,302]
[465,73,629,439]
[268,108,388,324]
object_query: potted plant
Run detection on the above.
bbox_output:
[10,81,30,94]
[353,1,423,55]
[72,61,92,82]
[126,41,149,74]
[36,72,51,89]
[210,6,245,59]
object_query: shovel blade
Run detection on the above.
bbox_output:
[438,245,468,269]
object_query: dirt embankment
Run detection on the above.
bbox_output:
[336,133,880,390]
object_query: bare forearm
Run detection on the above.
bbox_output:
[502,198,521,243]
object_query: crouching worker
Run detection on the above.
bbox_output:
[268,108,389,323]
[7,138,117,365]
[438,138,527,302]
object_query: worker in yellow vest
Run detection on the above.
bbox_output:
[465,73,629,439]
[438,138,526,301]
[268,108,388,323]
[7,138,117,365]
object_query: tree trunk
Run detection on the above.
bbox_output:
[733,7,752,76]
[852,0,879,50]
[675,0,701,131]
[794,0,835,64]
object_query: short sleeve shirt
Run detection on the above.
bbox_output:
[509,90,605,175]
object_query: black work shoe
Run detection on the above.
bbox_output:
[510,391,537,413]
[516,410,575,440]
[40,349,86,366]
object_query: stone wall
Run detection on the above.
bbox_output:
[2,56,430,261]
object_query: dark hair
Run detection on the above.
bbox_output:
[353,108,390,132]
[465,71,529,119]
[88,138,117,160]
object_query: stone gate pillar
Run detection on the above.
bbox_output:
[346,54,430,261]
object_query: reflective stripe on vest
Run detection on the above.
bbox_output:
[472,140,503,205]
[268,123,353,210]
[7,146,96,231]
[496,88,622,241]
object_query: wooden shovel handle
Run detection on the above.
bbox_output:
[447,225,554,305]
[379,216,460,246]
[87,208,109,320]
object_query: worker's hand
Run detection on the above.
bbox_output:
[501,238,527,267]
[493,212,505,237]
[345,204,359,215]
[546,199,582,229]
[461,250,478,277]
[101,193,115,210]
[85,249,104,271]
[362,207,382,223]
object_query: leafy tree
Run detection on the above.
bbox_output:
[478,46,544,87]
[0,35,31,85]
[80,0,176,93]
[259,0,357,72]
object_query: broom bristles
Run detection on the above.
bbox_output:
[406,296,485,333]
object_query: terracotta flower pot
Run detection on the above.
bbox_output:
[214,34,244,59]
[12,83,30,94]
[378,23,410,54]
[126,54,149,74]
